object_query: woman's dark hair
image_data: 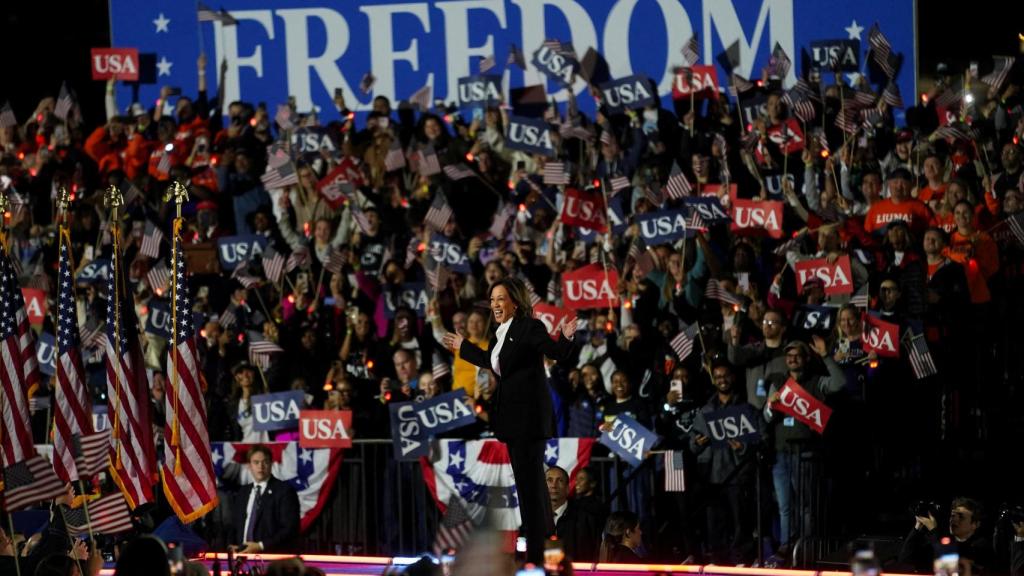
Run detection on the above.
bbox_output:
[599,511,640,562]
[34,555,78,576]
[115,535,171,576]
[488,277,533,319]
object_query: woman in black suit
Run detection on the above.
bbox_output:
[443,277,578,564]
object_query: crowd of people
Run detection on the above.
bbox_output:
[2,40,1024,574]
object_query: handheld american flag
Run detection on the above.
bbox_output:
[543,161,570,185]
[54,229,95,483]
[903,328,937,379]
[140,221,164,258]
[664,451,686,492]
[669,322,700,362]
[681,36,699,67]
[0,242,37,468]
[663,161,693,199]
[163,215,219,522]
[0,101,16,130]
[981,56,1015,91]
[62,492,134,536]
[108,222,157,504]
[54,82,74,121]
[2,455,66,511]
[432,496,475,555]
[424,192,453,231]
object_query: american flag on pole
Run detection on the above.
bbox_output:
[286,245,310,273]
[424,193,453,231]
[384,138,406,172]
[0,243,37,469]
[1005,212,1024,247]
[2,455,66,511]
[489,203,516,240]
[609,174,631,195]
[72,429,112,478]
[704,278,743,307]
[669,322,700,362]
[231,261,261,289]
[197,4,236,24]
[418,145,442,177]
[409,84,433,112]
[867,23,896,78]
[322,248,345,276]
[784,88,816,123]
[106,231,157,508]
[729,74,755,97]
[681,35,699,67]
[663,161,692,199]
[217,306,237,329]
[162,218,219,523]
[443,163,477,182]
[147,261,171,295]
[432,496,475,555]
[431,353,452,382]
[903,328,938,379]
[351,204,373,235]
[54,82,74,121]
[981,56,1015,90]
[543,161,570,185]
[249,335,284,371]
[425,263,450,297]
[850,284,870,309]
[55,230,95,483]
[664,451,686,492]
[261,247,286,284]
[0,101,16,130]
[261,146,299,189]
[140,221,164,258]
[763,43,791,81]
[62,492,134,536]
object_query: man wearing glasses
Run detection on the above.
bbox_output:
[898,497,994,573]
[728,308,790,410]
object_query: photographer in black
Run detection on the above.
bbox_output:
[897,497,993,573]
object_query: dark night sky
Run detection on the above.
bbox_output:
[1,0,1022,124]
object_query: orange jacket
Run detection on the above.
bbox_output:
[946,230,999,303]
[864,198,932,236]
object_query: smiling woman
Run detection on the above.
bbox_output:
[442,277,579,565]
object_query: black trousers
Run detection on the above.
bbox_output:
[507,438,553,565]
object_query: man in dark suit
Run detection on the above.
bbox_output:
[547,466,601,561]
[444,278,578,564]
[231,445,301,553]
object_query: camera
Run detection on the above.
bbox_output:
[911,500,943,519]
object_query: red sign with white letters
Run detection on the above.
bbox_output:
[299,410,353,448]
[21,288,47,326]
[793,256,854,295]
[533,303,570,339]
[730,199,784,239]
[90,48,140,81]
[774,378,832,434]
[862,315,900,357]
[561,264,618,310]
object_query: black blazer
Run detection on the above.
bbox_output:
[231,476,301,552]
[459,316,577,441]
[555,499,603,561]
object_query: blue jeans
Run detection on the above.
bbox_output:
[772,451,798,548]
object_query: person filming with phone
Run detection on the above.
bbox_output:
[443,277,579,565]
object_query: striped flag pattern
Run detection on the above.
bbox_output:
[904,329,938,379]
[324,248,346,276]
[2,455,66,511]
[663,162,692,199]
[669,322,700,362]
[261,247,286,284]
[981,56,1015,90]
[409,84,432,112]
[286,246,310,272]
[261,146,299,189]
[162,218,219,523]
[384,138,406,172]
[62,492,134,536]
[54,229,95,483]
[249,337,284,370]
[231,261,261,289]
[140,221,164,258]
[664,451,686,492]
[217,306,237,329]
[488,203,516,240]
[609,174,631,195]
[106,231,157,508]
[478,55,496,74]
[763,43,791,80]
[850,285,870,309]
[425,193,453,231]
[507,44,526,69]
[351,204,373,235]
[443,163,477,181]
[72,429,112,478]
[543,161,570,185]
[881,82,904,109]
[425,263,450,297]
[729,74,755,97]
[431,352,451,382]
[704,278,743,307]
[147,261,171,294]
[418,145,441,176]
[1006,212,1024,247]
[359,72,377,94]
[0,243,37,468]
[681,36,699,67]
[432,496,475,555]
[867,23,895,78]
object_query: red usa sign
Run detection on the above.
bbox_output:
[299,410,353,448]
[766,118,806,155]
[774,378,832,434]
[561,187,607,233]
[22,288,47,326]
[672,65,720,100]
[317,158,364,209]
[562,263,618,310]
[534,303,570,339]
[862,315,900,357]
[730,199,784,239]
[90,47,140,81]
[793,256,854,295]
[701,183,737,199]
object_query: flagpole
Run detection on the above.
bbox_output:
[104,186,124,471]
[55,506,85,576]
[76,479,97,544]
[6,512,22,576]
[165,181,189,475]
[597,177,615,321]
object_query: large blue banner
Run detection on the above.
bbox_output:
[110,1,916,123]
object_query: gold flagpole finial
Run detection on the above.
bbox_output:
[164,180,190,206]
[103,184,124,210]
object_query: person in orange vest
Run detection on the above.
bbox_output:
[945,200,999,304]
[864,168,932,237]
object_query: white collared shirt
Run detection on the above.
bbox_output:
[491,318,514,376]
[244,480,268,538]
[552,501,568,527]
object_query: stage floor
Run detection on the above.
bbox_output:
[98,553,916,576]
